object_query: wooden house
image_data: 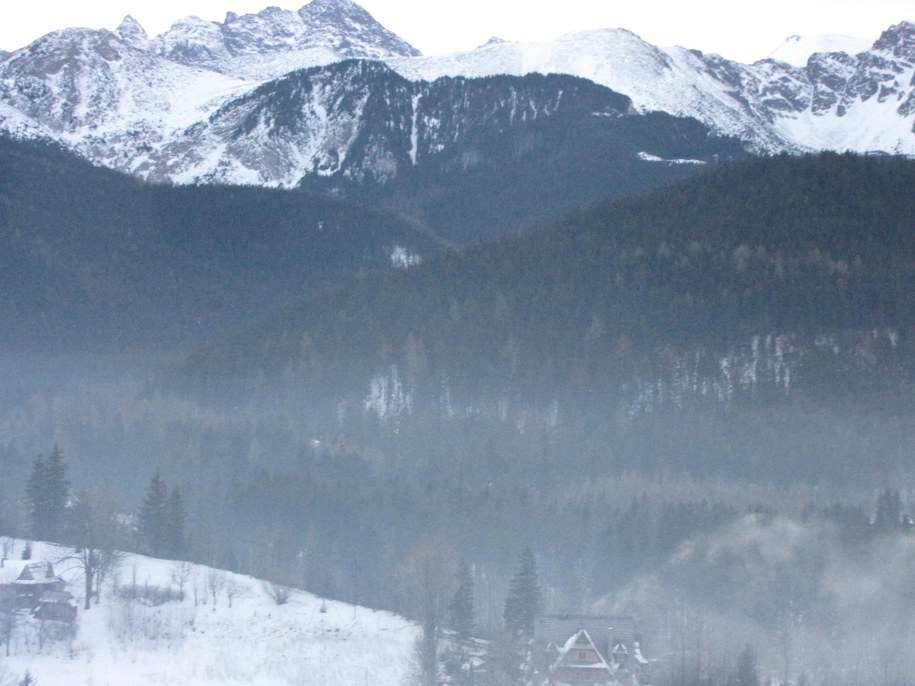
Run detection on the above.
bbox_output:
[32,590,77,622]
[549,629,615,685]
[0,561,66,611]
[535,614,648,686]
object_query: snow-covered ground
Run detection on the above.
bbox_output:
[0,541,418,686]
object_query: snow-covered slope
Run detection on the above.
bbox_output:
[150,0,419,79]
[132,62,647,187]
[389,21,915,155]
[388,28,792,150]
[0,2,913,188]
[0,26,251,173]
[1,540,417,686]
[765,33,873,67]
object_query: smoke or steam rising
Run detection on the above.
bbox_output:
[602,514,915,685]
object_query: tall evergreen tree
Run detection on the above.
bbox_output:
[166,486,187,559]
[503,546,542,638]
[24,454,47,538]
[449,559,475,640]
[735,644,760,686]
[137,471,168,556]
[24,444,69,541]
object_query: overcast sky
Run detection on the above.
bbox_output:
[2,0,912,62]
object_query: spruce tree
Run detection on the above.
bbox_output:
[137,471,168,556]
[44,444,69,540]
[449,559,474,640]
[24,445,69,541]
[166,486,187,558]
[24,454,47,538]
[503,546,542,638]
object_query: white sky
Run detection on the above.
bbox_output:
[1,0,912,63]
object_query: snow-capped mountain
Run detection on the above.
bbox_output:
[0,26,250,172]
[138,61,642,186]
[148,0,418,79]
[0,0,913,191]
[389,21,915,155]
[0,17,738,192]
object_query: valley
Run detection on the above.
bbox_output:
[1,3,915,685]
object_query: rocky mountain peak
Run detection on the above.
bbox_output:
[115,15,151,48]
[155,16,231,66]
[150,0,418,74]
[872,20,915,60]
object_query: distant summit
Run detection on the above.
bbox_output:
[115,15,151,49]
[765,32,871,66]
[153,0,419,75]
[477,36,507,49]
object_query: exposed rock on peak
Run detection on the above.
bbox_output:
[115,15,151,49]
[872,20,915,60]
[151,0,418,76]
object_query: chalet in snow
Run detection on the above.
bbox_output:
[0,559,76,622]
[534,615,648,686]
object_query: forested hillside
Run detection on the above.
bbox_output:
[182,152,915,409]
[0,137,440,350]
[128,151,915,626]
[3,151,915,686]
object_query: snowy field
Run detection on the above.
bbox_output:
[0,541,418,686]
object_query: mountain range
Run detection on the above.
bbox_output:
[4,5,915,670]
[0,0,913,206]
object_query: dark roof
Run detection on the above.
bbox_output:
[18,561,56,581]
[38,590,73,604]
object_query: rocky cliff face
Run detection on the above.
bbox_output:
[151,0,419,78]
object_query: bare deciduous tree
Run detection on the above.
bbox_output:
[225,579,238,608]
[263,580,295,605]
[171,561,193,601]
[56,490,126,610]
[206,569,224,609]
[0,538,13,568]
[0,585,15,658]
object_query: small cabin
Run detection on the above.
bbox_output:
[32,590,77,622]
[0,561,66,611]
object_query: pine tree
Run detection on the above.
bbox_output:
[137,471,168,556]
[503,546,542,639]
[449,559,474,640]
